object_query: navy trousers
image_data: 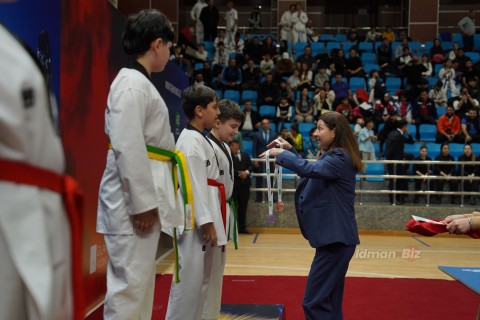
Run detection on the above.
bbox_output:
[303,243,356,320]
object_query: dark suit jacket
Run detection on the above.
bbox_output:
[385,129,414,160]
[276,148,360,248]
[232,150,254,188]
[240,110,261,131]
[252,130,278,158]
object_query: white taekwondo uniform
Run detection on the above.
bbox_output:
[191,0,207,43]
[0,24,72,320]
[97,62,182,320]
[224,7,238,49]
[166,125,227,320]
[279,9,293,42]
[291,10,309,44]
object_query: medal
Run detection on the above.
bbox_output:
[276,201,285,211]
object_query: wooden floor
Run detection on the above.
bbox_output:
[156,232,480,280]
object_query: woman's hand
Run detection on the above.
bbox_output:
[266,137,292,150]
[443,214,465,223]
[260,148,285,158]
[446,218,471,234]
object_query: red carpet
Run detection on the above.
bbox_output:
[87,275,479,319]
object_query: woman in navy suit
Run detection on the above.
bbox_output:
[261,111,362,320]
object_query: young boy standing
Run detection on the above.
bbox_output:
[96,10,181,320]
[166,85,223,320]
[204,99,245,319]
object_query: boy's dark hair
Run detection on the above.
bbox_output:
[123,9,174,56]
[182,85,218,120]
[397,119,408,129]
[218,99,245,124]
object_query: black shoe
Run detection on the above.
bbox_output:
[239,229,251,234]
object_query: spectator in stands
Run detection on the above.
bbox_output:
[433,142,459,204]
[412,145,432,204]
[305,127,321,159]
[457,144,478,206]
[288,124,303,153]
[406,78,429,104]
[323,80,336,108]
[314,66,330,89]
[382,26,396,42]
[188,43,208,64]
[412,89,438,140]
[298,62,313,90]
[244,36,262,64]
[192,72,205,87]
[276,95,293,129]
[385,119,414,205]
[200,0,219,42]
[336,97,355,124]
[240,100,261,138]
[396,29,411,42]
[448,42,460,61]
[436,105,463,143]
[396,46,412,78]
[421,54,433,77]
[241,58,261,91]
[260,53,275,76]
[279,79,295,104]
[457,10,476,52]
[330,49,347,77]
[252,119,277,202]
[295,87,315,123]
[288,68,300,92]
[212,41,229,66]
[170,45,185,68]
[438,59,459,97]
[332,73,352,108]
[275,52,295,82]
[365,25,381,43]
[199,61,214,85]
[230,32,244,62]
[466,76,480,99]
[279,4,296,42]
[178,24,196,48]
[368,70,384,103]
[377,38,393,67]
[296,46,315,71]
[213,29,226,50]
[455,87,480,117]
[403,55,427,90]
[461,108,480,143]
[221,58,242,90]
[261,36,278,60]
[247,6,262,31]
[429,38,445,65]
[393,91,413,123]
[306,20,319,43]
[291,2,308,45]
[258,73,280,106]
[455,48,471,69]
[278,39,290,57]
[224,1,238,48]
[358,118,377,160]
[461,60,477,87]
[377,110,398,156]
[347,25,360,43]
[191,0,207,43]
[429,80,447,107]
[346,48,365,81]
[394,38,409,59]
[313,88,332,118]
[374,93,395,126]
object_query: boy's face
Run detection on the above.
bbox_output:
[155,39,173,72]
[201,100,220,129]
[216,118,241,143]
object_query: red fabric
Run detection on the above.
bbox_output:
[356,88,369,102]
[0,159,85,320]
[436,114,461,135]
[406,218,480,239]
[207,179,227,230]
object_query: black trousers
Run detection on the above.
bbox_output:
[233,186,250,232]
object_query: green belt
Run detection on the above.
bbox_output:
[226,197,238,250]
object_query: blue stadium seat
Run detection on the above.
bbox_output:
[386,77,402,93]
[298,123,315,137]
[295,90,314,100]
[257,122,276,132]
[427,76,438,87]
[295,42,308,54]
[377,123,384,133]
[418,124,437,142]
[349,77,366,91]
[243,140,253,157]
[311,42,325,56]
[449,143,465,159]
[364,63,380,75]
[404,143,420,156]
[320,34,335,42]
[407,124,417,140]
[373,142,380,159]
[326,42,341,53]
[241,90,258,103]
[259,105,277,119]
[214,89,223,99]
[335,34,347,42]
[194,63,203,70]
[465,52,480,64]
[223,90,240,103]
[424,41,433,53]
[203,41,214,55]
[408,42,422,55]
[282,122,293,131]
[342,41,355,52]
[451,33,463,47]
[365,162,385,182]
[359,42,374,53]
[361,52,377,64]
[426,142,440,159]
[475,34,480,51]
[436,106,446,117]
[434,64,443,76]
[441,41,453,51]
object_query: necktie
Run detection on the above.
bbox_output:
[237,152,241,162]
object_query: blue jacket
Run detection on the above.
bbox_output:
[276,148,360,248]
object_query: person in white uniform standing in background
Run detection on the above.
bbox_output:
[224,1,238,49]
[203,99,245,319]
[191,0,207,43]
[97,9,182,320]
[0,11,82,320]
[291,2,309,45]
[279,4,296,43]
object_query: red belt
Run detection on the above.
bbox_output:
[207,179,226,230]
[0,159,85,320]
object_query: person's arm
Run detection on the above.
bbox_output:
[458,16,468,34]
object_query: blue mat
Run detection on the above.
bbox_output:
[439,266,480,294]
[221,304,285,320]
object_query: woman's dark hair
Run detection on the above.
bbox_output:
[123,9,174,56]
[319,111,363,172]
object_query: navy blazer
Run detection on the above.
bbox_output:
[276,148,360,248]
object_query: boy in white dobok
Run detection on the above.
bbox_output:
[203,99,245,319]
[97,9,183,320]
[166,85,227,320]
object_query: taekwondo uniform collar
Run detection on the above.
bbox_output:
[126,58,151,82]
[207,132,233,180]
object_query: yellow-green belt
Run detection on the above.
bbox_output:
[109,143,194,283]
[226,197,238,250]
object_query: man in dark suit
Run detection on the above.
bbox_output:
[230,140,254,234]
[385,119,414,205]
[240,100,261,139]
[252,118,278,202]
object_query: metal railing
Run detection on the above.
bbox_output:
[250,158,480,207]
